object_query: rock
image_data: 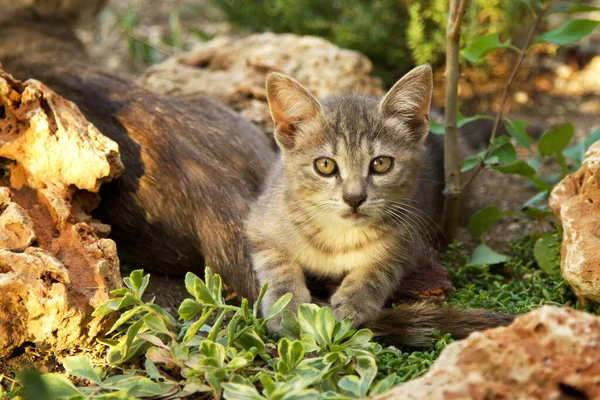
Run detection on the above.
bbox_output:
[550,140,600,303]
[552,56,600,97]
[0,68,124,358]
[376,306,600,399]
[0,0,107,23]
[138,33,384,135]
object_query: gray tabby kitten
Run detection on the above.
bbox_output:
[246,65,512,346]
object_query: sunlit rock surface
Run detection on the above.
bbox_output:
[377,306,600,399]
[550,140,600,303]
[0,68,123,358]
[139,33,384,136]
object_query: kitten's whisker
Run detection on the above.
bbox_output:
[384,208,419,260]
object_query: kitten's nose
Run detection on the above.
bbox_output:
[343,193,367,211]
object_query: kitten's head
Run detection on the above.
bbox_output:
[266,65,433,226]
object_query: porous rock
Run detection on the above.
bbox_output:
[377,306,600,399]
[0,68,124,358]
[550,140,600,303]
[139,33,384,135]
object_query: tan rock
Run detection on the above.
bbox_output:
[0,68,124,358]
[0,188,36,249]
[139,33,384,135]
[549,140,600,303]
[377,306,600,400]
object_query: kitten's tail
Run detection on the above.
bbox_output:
[364,302,515,348]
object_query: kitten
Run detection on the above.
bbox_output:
[246,66,512,345]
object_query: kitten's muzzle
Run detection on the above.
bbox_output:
[343,193,367,212]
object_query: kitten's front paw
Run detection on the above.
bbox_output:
[331,291,379,327]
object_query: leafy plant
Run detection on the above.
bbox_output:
[440,0,600,261]
[16,269,441,399]
[211,0,530,85]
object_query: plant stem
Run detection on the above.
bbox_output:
[488,7,546,144]
[462,6,547,190]
[442,0,469,243]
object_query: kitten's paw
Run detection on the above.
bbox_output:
[331,292,379,327]
[266,315,284,335]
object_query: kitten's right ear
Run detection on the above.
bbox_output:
[266,72,323,150]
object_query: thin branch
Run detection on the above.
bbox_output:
[449,0,469,39]
[488,7,546,143]
[442,0,469,243]
[462,5,547,190]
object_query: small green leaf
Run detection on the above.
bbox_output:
[62,356,103,385]
[253,283,268,317]
[314,307,336,346]
[505,119,533,151]
[534,232,561,275]
[538,123,575,156]
[564,127,600,167]
[489,142,517,165]
[281,310,301,340]
[259,373,276,397]
[469,205,506,237]
[235,330,265,353]
[178,299,203,321]
[462,33,520,63]
[344,329,373,347]
[469,244,510,266]
[338,375,361,397]
[16,371,83,399]
[553,4,600,13]
[144,358,163,381]
[355,356,377,397]
[144,314,172,335]
[369,374,397,396]
[539,19,600,45]
[264,293,293,321]
[222,382,264,400]
[492,161,537,177]
[461,155,483,172]
[184,272,216,305]
[298,304,321,344]
[522,191,549,209]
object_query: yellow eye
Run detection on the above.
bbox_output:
[371,156,393,174]
[314,157,337,176]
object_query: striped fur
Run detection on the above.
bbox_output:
[246,65,512,344]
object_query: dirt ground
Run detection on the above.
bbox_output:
[70,0,600,310]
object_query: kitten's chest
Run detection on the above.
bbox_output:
[293,223,392,277]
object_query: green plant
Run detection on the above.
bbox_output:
[0,375,21,399]
[440,0,600,257]
[17,269,439,399]
[211,0,528,85]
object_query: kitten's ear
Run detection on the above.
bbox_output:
[266,72,323,150]
[380,64,433,141]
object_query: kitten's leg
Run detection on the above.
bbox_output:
[331,264,404,327]
[252,249,311,333]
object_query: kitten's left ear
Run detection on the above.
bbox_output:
[380,64,433,141]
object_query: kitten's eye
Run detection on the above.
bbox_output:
[314,157,337,177]
[371,156,393,174]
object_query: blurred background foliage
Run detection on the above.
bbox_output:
[211,0,530,85]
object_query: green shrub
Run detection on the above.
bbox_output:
[211,0,528,85]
